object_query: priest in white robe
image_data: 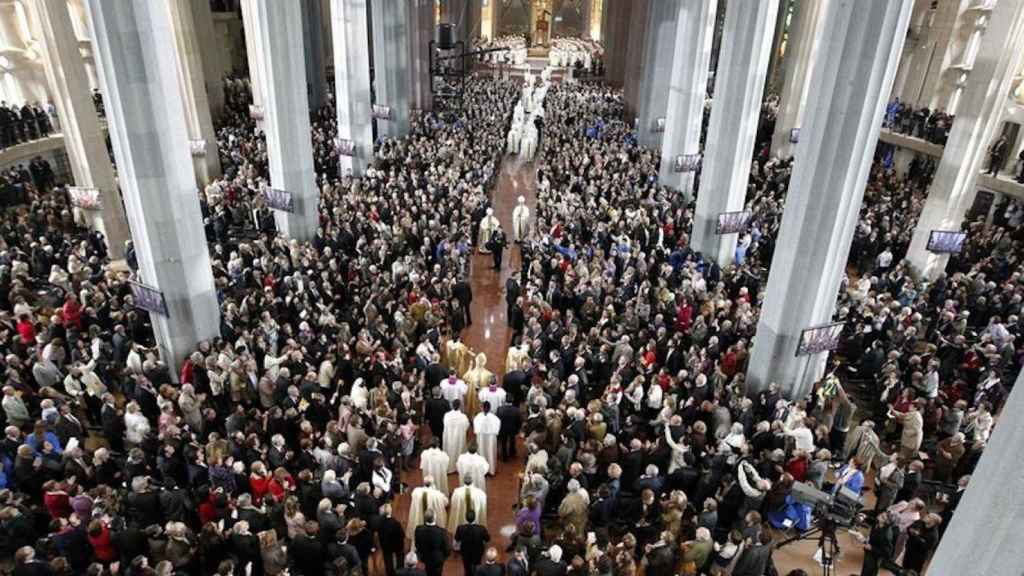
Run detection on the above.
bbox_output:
[447,476,488,533]
[512,196,530,242]
[473,402,501,475]
[443,399,471,473]
[440,373,468,406]
[406,475,449,539]
[479,209,500,253]
[478,382,507,411]
[505,343,530,373]
[456,444,490,491]
[419,439,451,495]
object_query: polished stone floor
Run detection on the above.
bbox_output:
[388,157,892,575]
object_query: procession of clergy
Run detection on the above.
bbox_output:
[407,368,503,537]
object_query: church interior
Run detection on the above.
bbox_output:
[0,0,1020,575]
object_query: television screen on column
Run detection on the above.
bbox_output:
[715,211,753,235]
[795,321,845,357]
[926,230,966,254]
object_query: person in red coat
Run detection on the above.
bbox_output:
[15,315,34,346]
[61,295,82,331]
[42,480,72,519]
[87,519,117,564]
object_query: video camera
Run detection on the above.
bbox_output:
[791,481,864,529]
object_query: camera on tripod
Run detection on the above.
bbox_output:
[791,480,864,528]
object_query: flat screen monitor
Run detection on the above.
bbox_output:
[927,230,966,254]
[716,210,752,235]
[796,321,845,357]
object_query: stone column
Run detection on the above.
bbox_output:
[331,0,374,177]
[408,0,434,113]
[906,0,1024,280]
[770,0,829,158]
[928,370,1024,575]
[168,0,223,186]
[746,0,913,399]
[32,0,129,259]
[691,0,780,266]
[302,0,328,111]
[239,0,265,128]
[622,0,651,121]
[603,0,632,86]
[371,0,412,138]
[85,0,220,374]
[765,0,791,94]
[189,0,225,119]
[635,0,679,150]
[657,0,717,199]
[245,0,320,240]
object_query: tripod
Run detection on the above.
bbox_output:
[777,518,841,576]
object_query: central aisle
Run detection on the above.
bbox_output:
[391,157,538,576]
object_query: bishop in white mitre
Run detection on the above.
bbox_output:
[419,439,451,495]
[456,445,490,491]
[479,209,500,253]
[512,196,530,242]
[406,475,449,539]
[473,402,502,475]
[447,476,488,533]
[443,399,471,473]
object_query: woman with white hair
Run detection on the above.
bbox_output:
[124,402,150,446]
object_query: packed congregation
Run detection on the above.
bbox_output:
[0,2,1021,576]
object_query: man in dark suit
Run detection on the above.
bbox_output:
[414,510,450,576]
[288,521,326,575]
[502,369,529,405]
[532,545,567,576]
[496,402,522,461]
[453,278,473,326]
[506,547,528,576]
[455,510,490,576]
[424,389,449,439]
[504,277,520,327]
[475,548,504,576]
[378,504,406,576]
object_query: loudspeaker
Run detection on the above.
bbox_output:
[438,23,455,49]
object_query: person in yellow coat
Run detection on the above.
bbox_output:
[446,336,473,376]
[462,353,494,417]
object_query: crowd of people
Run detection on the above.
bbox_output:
[0,102,57,150]
[0,62,1019,576]
[883,99,954,146]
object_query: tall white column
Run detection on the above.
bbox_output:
[168,0,222,186]
[85,0,220,374]
[657,0,717,199]
[929,370,1024,576]
[906,0,1024,280]
[770,0,829,158]
[245,0,320,241]
[747,0,912,399]
[331,0,374,177]
[691,0,780,266]
[302,0,328,111]
[408,0,434,113]
[32,0,129,259]
[189,0,225,119]
[372,0,412,138]
[635,0,679,150]
[239,0,265,129]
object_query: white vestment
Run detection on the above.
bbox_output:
[478,386,507,411]
[406,486,449,539]
[473,412,501,475]
[479,215,500,252]
[440,378,468,405]
[456,452,490,490]
[447,484,488,533]
[443,410,471,472]
[506,346,529,373]
[419,448,451,495]
[512,204,530,241]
